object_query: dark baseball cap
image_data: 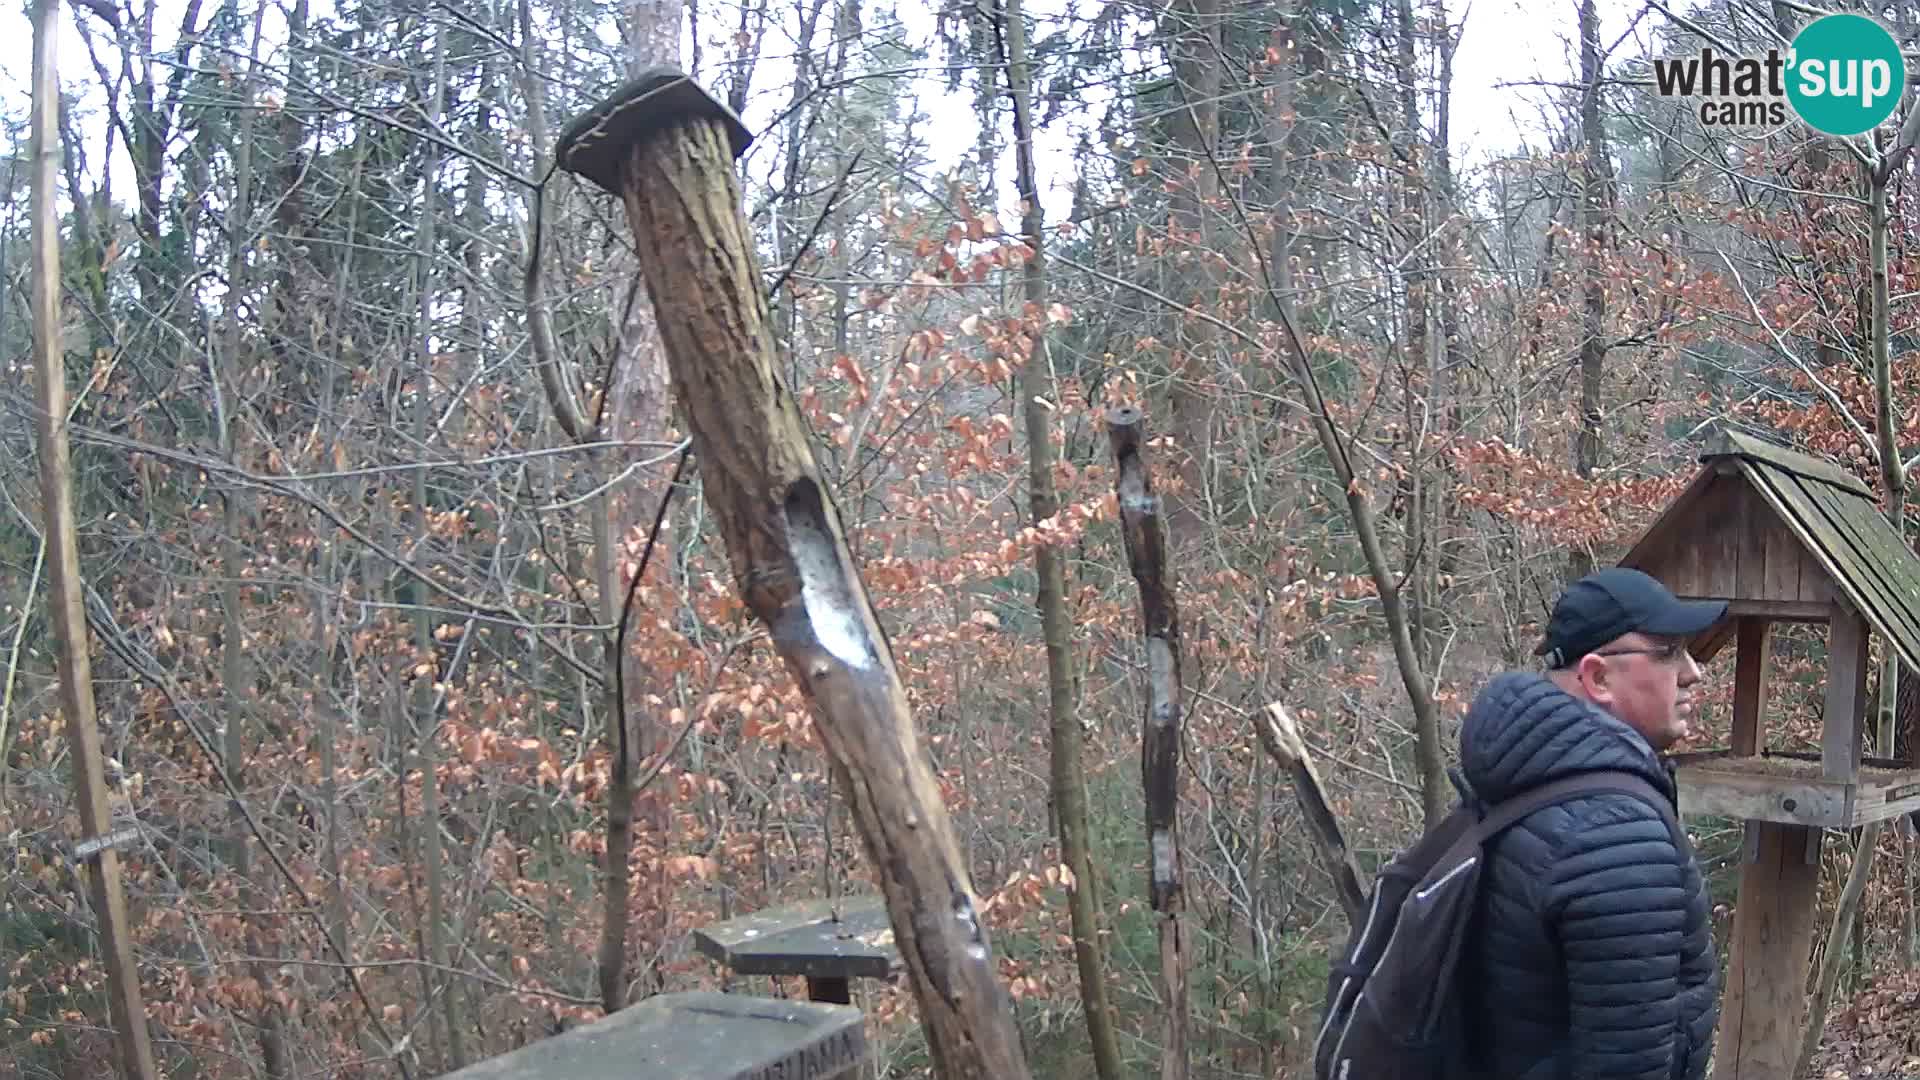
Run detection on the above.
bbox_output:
[1534,567,1728,668]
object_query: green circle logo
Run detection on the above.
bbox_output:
[1787,14,1906,136]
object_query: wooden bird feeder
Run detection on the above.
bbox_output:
[438,991,868,1080]
[693,896,901,1005]
[1618,430,1920,1079]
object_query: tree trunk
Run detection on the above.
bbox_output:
[561,83,1035,1078]
[30,3,158,1074]
[1162,0,1220,550]
[1001,5,1124,1076]
[605,0,685,1009]
[412,28,465,1069]
[1570,0,1612,581]
[1107,408,1190,1080]
[218,10,291,1071]
[1796,127,1918,1078]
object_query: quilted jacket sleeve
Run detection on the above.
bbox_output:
[1544,796,1691,1080]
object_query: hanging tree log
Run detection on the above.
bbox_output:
[1105,407,1190,1080]
[554,69,1034,1080]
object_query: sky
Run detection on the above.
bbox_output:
[0,0,1648,243]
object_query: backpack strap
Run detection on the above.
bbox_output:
[1473,770,1683,850]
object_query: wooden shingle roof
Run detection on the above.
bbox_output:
[1642,431,1920,674]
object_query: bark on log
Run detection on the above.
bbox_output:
[555,69,1033,1080]
[1105,407,1190,1080]
[1256,704,1369,923]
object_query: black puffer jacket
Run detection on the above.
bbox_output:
[1456,672,1719,1080]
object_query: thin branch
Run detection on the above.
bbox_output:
[1716,250,1879,463]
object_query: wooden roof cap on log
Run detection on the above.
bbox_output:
[555,67,753,195]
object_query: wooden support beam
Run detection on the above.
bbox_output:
[1714,823,1824,1080]
[554,69,1031,1080]
[1732,617,1772,756]
[1825,605,1869,781]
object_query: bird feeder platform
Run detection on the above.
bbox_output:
[1669,749,1920,830]
[693,896,900,1005]
[438,991,867,1080]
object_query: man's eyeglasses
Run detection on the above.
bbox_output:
[1593,640,1691,664]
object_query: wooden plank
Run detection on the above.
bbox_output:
[1731,618,1772,756]
[1753,473,1809,604]
[1799,473,1920,612]
[1674,766,1849,828]
[1693,618,1738,665]
[1758,749,1913,770]
[1825,604,1868,782]
[1621,465,1721,577]
[1718,430,1875,497]
[1796,478,1920,623]
[1723,599,1829,621]
[1792,476,1920,672]
[1681,476,1739,599]
[1843,768,1920,826]
[1797,541,1836,603]
[441,991,868,1080]
[1733,478,1770,601]
[1777,476,1889,614]
[1668,749,1738,768]
[1743,467,1871,640]
[1712,823,1824,1080]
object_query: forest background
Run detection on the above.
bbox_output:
[3,0,1920,1075]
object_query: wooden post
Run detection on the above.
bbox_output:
[29,4,158,1077]
[554,69,1033,1080]
[1731,617,1771,756]
[1106,407,1189,1080]
[1712,605,1867,1077]
[1824,604,1868,781]
[807,976,852,1005]
[1713,823,1823,1080]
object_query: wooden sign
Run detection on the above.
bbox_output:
[71,824,141,863]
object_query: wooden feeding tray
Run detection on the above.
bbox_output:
[693,896,900,1004]
[440,990,867,1080]
[1672,749,1920,829]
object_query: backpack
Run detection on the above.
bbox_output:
[1310,768,1684,1080]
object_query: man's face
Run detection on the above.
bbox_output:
[1573,632,1703,750]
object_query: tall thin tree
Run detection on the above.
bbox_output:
[30,0,158,1075]
[998,1,1123,1076]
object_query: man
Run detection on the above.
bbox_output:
[1457,567,1723,1080]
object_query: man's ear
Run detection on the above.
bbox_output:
[1576,652,1613,703]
